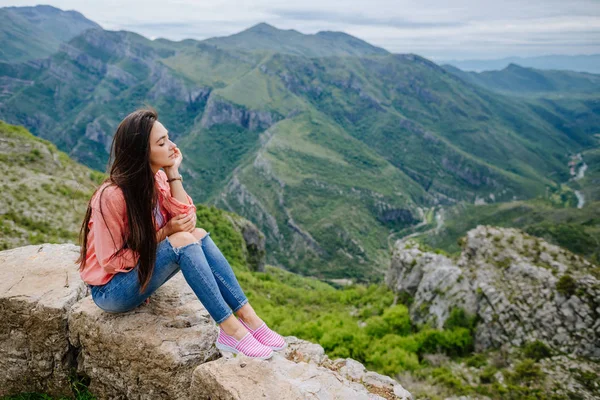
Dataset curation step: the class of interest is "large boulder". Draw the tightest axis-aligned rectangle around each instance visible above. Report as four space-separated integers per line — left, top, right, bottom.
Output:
0 243 88 397
386 225 600 360
68 273 221 399
1 243 412 399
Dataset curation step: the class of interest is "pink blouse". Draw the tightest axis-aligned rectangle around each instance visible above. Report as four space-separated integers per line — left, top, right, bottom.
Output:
80 170 196 286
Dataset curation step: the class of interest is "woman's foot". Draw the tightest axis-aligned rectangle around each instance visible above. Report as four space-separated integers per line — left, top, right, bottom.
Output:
238 318 287 351
215 326 273 359
238 313 264 330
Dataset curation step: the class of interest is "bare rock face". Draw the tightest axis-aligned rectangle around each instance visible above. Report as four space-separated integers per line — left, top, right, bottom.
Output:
0 243 88 397
193 336 412 400
68 273 221 399
386 225 600 360
226 214 267 272
200 94 282 131
386 242 476 327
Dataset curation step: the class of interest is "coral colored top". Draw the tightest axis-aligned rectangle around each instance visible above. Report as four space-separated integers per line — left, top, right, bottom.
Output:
80 170 197 286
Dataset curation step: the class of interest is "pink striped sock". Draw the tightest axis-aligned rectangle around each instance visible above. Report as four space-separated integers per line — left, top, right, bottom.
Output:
216 327 273 359
239 318 287 351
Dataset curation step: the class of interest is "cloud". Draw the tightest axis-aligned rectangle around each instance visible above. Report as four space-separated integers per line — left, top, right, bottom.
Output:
1 0 599 59
268 9 466 29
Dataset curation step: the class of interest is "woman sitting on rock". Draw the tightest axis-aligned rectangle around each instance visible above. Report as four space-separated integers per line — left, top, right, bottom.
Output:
76 107 285 359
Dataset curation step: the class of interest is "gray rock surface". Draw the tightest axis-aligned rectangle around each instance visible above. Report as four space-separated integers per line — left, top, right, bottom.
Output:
386 225 599 360
0 243 88 397
196 335 412 400
200 94 282 131
69 273 221 399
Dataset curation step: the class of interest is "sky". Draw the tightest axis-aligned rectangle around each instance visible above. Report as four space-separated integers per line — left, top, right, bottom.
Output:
2 0 599 61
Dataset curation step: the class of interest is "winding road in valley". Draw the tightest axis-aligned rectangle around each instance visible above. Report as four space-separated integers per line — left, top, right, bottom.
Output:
574 162 587 209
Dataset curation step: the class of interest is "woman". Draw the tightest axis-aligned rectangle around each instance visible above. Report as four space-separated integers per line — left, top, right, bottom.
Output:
76 107 285 360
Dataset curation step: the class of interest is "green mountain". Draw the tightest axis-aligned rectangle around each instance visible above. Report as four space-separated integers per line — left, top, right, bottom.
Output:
0 5 101 63
444 63 600 96
0 14 598 282
201 22 390 57
0 119 101 250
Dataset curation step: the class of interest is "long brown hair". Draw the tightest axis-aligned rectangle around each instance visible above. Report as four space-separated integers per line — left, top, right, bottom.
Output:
76 107 160 293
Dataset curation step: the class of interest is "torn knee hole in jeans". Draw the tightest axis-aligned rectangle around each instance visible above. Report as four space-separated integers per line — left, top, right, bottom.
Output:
170 231 211 253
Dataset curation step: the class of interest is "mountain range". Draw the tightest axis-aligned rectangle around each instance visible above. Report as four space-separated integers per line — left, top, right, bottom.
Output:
0 5 598 282
443 63 600 96
440 54 600 74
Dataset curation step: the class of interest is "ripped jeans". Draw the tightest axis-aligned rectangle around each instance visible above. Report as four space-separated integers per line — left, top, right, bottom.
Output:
89 232 249 324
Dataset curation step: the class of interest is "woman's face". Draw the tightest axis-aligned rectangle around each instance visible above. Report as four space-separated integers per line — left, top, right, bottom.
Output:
149 120 177 172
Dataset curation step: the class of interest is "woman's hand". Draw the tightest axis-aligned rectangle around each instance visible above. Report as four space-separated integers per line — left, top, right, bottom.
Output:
165 212 196 235
164 146 183 174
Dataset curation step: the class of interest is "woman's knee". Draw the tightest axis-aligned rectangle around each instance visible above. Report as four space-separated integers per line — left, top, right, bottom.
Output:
168 231 197 248
192 228 208 241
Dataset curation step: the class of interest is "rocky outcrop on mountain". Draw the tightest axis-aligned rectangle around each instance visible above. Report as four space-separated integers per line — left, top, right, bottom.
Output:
147 63 211 104
1 243 411 399
386 225 599 360
71 28 169 63
200 94 283 131
217 174 283 245
226 213 267 272
83 117 112 152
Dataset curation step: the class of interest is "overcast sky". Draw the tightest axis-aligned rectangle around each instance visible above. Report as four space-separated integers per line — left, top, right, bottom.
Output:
2 0 599 60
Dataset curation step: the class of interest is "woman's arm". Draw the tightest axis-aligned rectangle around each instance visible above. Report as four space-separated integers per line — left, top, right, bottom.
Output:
92 185 140 274
155 169 197 228
156 226 167 242
164 169 191 206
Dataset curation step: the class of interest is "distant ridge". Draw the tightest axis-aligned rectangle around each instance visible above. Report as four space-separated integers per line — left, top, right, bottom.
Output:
201 22 389 57
438 54 600 74
443 62 600 95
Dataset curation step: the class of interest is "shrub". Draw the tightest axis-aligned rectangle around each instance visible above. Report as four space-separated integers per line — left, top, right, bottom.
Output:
479 365 497 384
417 327 474 357
364 316 389 338
522 340 552 361
381 304 411 336
444 308 477 331
466 353 488 368
556 274 577 297
430 367 471 394
368 334 420 354
320 324 369 360
366 347 420 375
510 359 543 384
442 328 475 357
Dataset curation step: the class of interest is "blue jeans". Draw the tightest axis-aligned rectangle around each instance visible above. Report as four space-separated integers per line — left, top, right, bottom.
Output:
90 232 249 324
